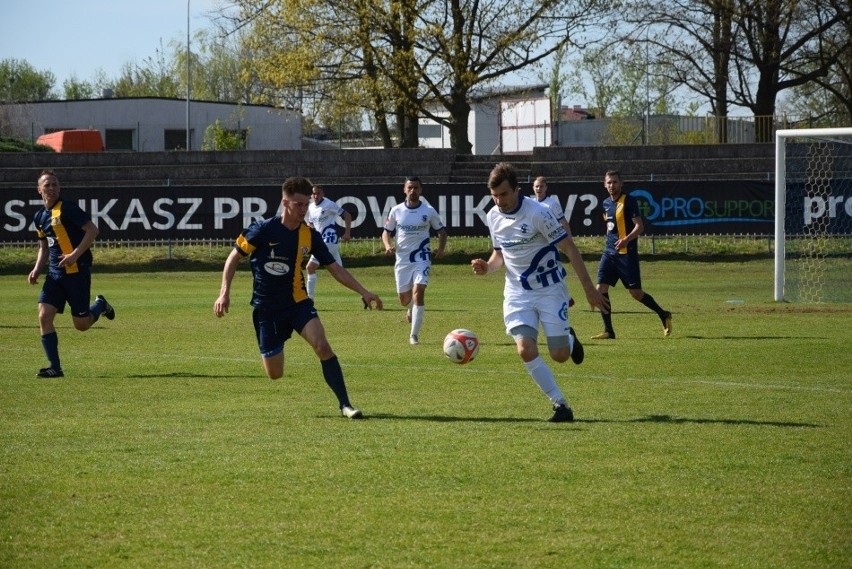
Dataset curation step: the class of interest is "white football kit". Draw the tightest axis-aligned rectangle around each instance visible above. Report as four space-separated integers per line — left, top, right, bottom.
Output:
307 197 346 265
487 195 574 337
534 194 566 223
384 201 445 292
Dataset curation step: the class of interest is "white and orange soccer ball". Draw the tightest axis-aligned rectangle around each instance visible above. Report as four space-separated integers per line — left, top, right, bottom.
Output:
442 329 480 364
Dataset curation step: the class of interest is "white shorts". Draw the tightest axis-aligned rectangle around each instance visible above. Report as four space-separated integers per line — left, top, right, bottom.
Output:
503 285 571 338
394 259 431 293
308 243 343 267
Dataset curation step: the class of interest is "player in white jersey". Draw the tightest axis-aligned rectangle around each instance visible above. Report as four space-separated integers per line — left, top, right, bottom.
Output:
305 185 352 299
532 176 575 306
382 176 447 345
532 176 571 234
472 163 609 422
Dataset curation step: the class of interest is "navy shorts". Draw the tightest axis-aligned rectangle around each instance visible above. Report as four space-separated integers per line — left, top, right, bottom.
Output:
252 300 319 358
597 252 642 290
39 269 92 317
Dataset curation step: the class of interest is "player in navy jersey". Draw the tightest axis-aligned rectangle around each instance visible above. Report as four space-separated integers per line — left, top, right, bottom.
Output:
471 163 609 422
213 176 382 419
591 170 672 340
28 170 115 378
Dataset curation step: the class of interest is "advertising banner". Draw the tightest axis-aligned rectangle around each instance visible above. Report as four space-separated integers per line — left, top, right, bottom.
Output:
2 180 798 243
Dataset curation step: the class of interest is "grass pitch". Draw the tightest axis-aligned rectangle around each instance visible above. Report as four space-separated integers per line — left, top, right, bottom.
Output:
1 259 850 568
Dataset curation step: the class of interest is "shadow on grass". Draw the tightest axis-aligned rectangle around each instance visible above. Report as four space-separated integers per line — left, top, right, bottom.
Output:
362 413 541 423
364 412 822 428
581 414 822 428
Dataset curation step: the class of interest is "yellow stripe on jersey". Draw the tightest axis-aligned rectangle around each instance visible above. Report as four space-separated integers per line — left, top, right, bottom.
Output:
614 195 628 255
292 224 311 303
51 203 79 273
235 234 255 255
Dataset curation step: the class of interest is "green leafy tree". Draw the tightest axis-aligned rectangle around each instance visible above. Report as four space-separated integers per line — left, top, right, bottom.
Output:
110 41 181 98
0 59 56 102
62 75 97 100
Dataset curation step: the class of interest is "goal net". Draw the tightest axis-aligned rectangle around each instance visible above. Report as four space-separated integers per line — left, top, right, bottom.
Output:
775 127 852 302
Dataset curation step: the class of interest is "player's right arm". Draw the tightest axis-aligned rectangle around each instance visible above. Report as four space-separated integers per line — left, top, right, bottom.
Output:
381 229 395 256
28 239 49 285
214 248 243 317
471 249 504 275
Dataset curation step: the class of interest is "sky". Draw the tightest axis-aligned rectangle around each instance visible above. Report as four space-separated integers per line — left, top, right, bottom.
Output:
1 0 223 89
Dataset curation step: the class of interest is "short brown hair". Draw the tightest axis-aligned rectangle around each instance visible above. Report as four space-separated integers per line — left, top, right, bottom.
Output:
282 176 313 197
488 162 518 190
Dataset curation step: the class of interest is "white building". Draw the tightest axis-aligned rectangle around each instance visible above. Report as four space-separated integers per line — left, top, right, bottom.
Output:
2 97 302 151
418 85 551 155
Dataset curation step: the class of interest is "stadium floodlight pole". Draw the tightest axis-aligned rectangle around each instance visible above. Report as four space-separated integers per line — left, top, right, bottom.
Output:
186 0 191 151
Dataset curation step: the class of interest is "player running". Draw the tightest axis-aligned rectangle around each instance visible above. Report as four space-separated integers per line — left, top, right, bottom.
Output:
472 162 609 422
214 176 382 419
305 184 352 300
28 169 115 378
382 176 447 345
591 170 672 339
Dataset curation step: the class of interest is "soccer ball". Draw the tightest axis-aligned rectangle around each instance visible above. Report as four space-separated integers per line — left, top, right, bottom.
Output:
443 329 479 364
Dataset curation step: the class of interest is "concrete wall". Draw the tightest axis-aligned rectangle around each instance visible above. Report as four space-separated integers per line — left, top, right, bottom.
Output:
0 144 776 188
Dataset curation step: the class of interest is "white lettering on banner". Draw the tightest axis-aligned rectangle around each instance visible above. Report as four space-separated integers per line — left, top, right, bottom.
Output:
336 196 367 228
437 195 462 227
4 200 27 231
242 197 268 227
804 195 852 226
214 197 239 230
368 196 399 228
177 198 202 230
90 199 119 230
119 199 152 230
152 198 175 230
465 195 491 227
564 195 577 219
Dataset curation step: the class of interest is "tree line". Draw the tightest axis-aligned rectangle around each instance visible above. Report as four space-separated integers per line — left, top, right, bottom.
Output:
2 0 849 150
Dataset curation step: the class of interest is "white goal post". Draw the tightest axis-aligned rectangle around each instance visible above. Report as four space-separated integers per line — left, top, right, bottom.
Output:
775 127 852 302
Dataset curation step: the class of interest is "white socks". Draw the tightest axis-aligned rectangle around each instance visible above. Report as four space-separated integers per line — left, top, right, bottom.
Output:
524 356 567 405
306 273 317 299
411 304 425 337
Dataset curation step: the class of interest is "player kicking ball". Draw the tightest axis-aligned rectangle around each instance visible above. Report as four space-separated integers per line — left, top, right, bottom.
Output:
472 163 609 422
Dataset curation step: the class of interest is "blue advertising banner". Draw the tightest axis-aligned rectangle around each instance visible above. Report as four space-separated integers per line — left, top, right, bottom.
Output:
0 179 804 243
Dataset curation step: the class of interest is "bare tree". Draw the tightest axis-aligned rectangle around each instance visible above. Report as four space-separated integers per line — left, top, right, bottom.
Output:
627 0 851 142
624 0 735 142
730 0 851 141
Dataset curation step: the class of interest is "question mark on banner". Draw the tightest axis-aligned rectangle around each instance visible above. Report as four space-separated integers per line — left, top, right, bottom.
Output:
580 194 597 226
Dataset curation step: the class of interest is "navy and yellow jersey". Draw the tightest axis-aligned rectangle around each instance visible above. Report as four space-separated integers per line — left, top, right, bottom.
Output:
235 217 335 310
602 192 641 256
32 199 93 276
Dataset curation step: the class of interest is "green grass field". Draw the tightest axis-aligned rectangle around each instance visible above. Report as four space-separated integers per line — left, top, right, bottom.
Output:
1 257 850 568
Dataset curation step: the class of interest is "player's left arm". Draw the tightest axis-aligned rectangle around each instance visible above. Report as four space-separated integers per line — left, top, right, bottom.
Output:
327 263 383 310
557 232 610 314
434 228 447 259
58 220 99 269
341 209 352 242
